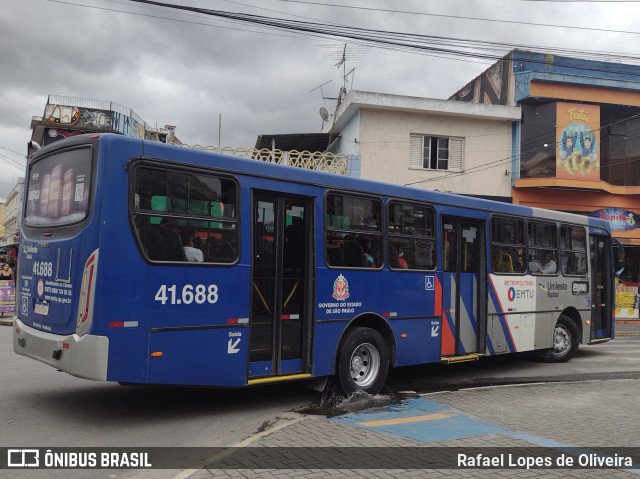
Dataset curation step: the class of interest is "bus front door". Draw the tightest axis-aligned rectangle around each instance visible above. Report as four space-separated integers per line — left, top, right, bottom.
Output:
441 217 487 357
590 234 613 340
249 192 312 380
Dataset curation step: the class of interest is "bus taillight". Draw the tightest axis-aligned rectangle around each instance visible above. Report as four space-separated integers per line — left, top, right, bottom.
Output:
76 249 99 336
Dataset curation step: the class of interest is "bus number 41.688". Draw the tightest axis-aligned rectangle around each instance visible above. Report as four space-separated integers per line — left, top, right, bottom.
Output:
154 284 219 305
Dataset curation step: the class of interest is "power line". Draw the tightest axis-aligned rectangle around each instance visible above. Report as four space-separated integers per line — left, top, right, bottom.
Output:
279 0 640 40
52 0 640 75
47 0 327 42
0 146 27 158
123 0 640 74
0 156 26 171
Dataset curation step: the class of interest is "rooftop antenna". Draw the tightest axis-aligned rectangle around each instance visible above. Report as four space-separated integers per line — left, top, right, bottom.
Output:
310 80 333 129
333 44 357 108
309 79 333 104
313 43 364 128
319 107 329 129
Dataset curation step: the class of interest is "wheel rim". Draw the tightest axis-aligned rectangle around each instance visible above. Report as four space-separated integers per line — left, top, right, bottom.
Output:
553 324 570 353
349 342 381 389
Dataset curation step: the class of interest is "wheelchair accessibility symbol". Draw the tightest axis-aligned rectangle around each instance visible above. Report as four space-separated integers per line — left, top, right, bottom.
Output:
425 275 435 291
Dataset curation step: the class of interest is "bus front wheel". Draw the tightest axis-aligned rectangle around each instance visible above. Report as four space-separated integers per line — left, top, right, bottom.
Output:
546 315 579 362
337 327 389 395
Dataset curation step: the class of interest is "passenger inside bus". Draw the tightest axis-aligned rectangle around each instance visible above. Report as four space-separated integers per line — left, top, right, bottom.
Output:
388 244 409 269
180 230 204 262
539 251 557 274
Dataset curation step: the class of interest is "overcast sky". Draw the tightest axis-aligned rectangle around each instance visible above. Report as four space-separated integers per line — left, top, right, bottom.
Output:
2 0 640 199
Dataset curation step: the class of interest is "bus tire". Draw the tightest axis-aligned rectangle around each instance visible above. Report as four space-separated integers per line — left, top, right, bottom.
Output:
546 315 579 363
337 327 389 395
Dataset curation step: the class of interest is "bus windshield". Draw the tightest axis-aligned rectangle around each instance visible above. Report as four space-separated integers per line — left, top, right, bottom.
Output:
24 146 93 227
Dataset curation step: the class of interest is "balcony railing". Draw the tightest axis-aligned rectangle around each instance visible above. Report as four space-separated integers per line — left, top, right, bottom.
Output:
184 145 349 175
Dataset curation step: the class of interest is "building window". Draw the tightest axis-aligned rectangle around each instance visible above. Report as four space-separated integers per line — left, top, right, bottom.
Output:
410 134 463 171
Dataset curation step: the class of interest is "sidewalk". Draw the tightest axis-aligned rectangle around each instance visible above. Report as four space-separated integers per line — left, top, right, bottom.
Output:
188 378 640 478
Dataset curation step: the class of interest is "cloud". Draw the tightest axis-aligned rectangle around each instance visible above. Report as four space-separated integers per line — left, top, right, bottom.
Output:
2 0 640 197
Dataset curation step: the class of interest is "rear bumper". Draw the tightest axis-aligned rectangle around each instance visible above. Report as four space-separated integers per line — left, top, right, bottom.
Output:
14 318 109 381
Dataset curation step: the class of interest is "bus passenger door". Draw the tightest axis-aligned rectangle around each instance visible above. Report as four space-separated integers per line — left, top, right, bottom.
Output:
589 234 613 340
441 217 486 357
249 192 312 379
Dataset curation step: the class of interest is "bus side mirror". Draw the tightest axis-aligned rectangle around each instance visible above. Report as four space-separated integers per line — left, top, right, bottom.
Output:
613 239 625 277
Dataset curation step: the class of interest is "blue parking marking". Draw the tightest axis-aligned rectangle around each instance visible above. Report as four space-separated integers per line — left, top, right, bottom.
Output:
327 395 640 475
330 397 507 443
328 396 614 451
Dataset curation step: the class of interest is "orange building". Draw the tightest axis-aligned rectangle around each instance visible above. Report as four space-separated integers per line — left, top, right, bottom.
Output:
452 50 640 287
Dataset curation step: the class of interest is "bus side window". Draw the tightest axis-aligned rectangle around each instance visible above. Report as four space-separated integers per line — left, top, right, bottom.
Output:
388 202 435 271
325 193 382 269
560 225 587 276
491 216 526 274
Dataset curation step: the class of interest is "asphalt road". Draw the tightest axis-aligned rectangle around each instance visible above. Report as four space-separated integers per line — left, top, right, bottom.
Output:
387 322 640 394
1 321 639 478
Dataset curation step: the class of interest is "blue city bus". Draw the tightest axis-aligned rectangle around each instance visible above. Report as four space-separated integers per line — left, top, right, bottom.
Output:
14 134 622 394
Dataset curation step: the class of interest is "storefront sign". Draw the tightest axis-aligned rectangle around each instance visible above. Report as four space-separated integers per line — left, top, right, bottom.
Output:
591 209 637 231
0 281 16 314
556 102 600 181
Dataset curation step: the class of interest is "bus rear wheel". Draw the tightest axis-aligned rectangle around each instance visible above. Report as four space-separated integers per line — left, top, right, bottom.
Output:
337 327 389 395
546 315 579 362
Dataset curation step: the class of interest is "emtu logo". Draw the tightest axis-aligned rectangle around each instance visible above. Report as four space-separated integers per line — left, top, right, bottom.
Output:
507 287 516 302
8 449 39 467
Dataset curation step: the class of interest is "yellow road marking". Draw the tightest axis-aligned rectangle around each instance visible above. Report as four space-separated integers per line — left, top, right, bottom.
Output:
359 412 449 427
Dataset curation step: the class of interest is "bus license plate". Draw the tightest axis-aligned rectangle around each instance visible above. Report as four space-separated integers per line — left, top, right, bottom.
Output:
34 301 49 316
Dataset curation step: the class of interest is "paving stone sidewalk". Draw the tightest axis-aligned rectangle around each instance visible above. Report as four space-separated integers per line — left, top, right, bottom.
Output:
189 378 640 479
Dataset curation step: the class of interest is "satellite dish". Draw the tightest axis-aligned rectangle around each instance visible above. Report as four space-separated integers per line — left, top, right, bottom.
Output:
319 107 329 121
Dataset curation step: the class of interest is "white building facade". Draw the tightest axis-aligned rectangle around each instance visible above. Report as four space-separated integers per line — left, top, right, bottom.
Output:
325 91 521 200
1 178 24 260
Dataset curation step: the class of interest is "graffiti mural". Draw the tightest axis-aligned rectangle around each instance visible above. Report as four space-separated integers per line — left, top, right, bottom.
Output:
450 58 513 106
112 112 145 139
79 109 112 129
45 104 80 125
42 100 155 141
43 128 88 147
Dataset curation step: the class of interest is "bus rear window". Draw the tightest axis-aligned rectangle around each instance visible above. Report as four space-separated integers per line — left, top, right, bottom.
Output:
25 147 92 227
